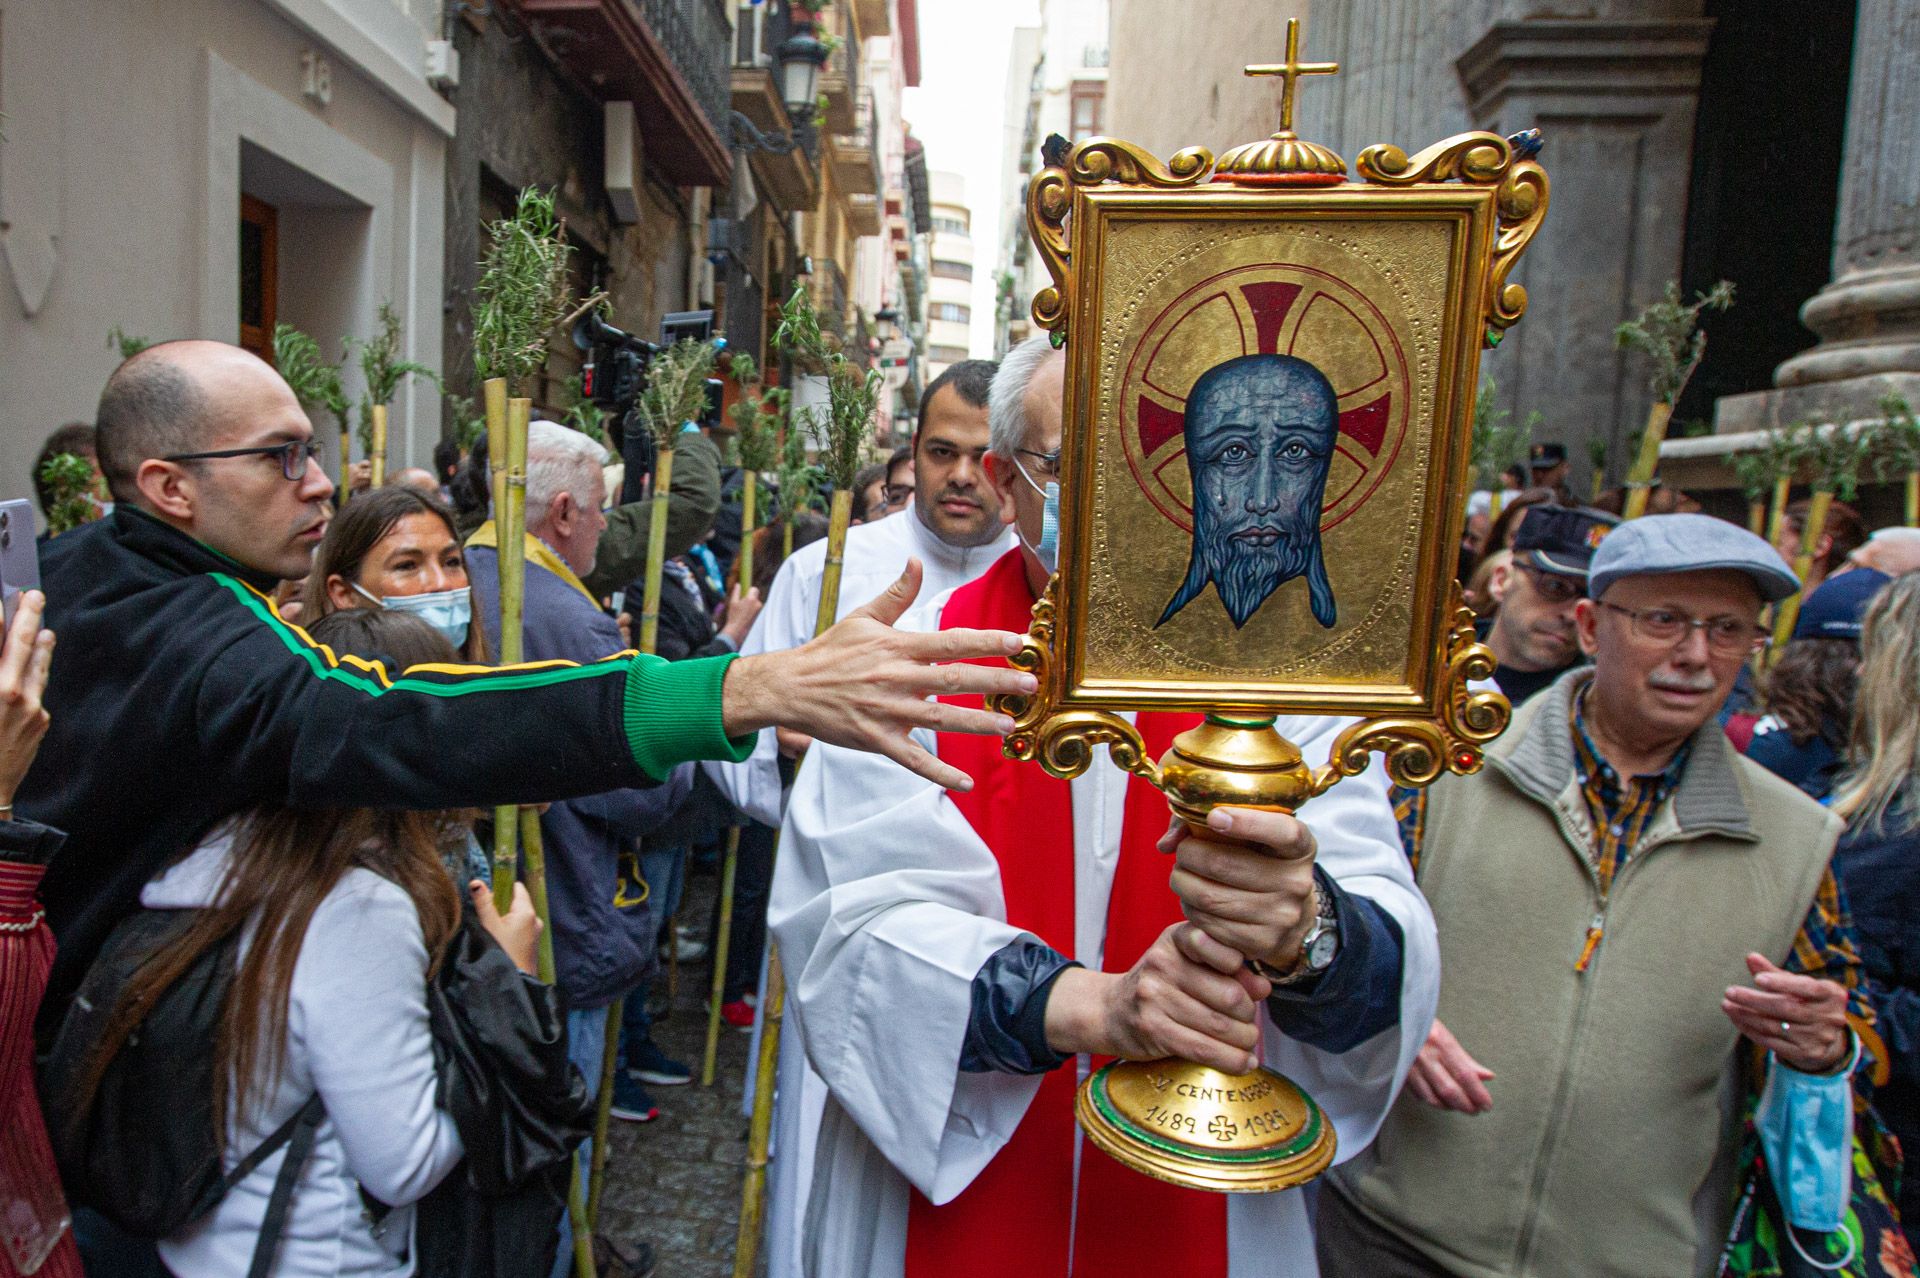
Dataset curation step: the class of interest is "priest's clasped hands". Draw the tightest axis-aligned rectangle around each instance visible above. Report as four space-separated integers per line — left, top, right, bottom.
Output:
1043 806 1321 1075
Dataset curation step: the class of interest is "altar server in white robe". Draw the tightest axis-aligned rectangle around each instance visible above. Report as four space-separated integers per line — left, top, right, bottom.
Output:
767 339 1440 1276
706 360 1013 1277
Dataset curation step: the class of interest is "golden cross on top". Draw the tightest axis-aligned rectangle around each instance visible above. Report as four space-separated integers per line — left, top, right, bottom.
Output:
1244 18 1338 133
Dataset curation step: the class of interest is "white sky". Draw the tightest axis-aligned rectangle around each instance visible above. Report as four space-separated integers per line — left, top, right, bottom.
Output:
903 0 1041 356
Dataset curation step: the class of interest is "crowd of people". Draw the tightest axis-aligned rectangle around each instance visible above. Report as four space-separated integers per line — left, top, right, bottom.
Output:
2 332 1917 1278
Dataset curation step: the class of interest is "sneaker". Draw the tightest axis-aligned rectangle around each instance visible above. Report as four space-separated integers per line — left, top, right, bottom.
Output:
608 1073 660 1123
720 998 756 1029
626 1037 693 1087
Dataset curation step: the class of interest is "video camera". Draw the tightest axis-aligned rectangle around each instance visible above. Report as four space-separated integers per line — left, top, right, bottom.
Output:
574 308 727 503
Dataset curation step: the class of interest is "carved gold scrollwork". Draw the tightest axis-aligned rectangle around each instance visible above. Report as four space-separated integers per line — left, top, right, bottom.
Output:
991 576 1160 785
1312 585 1511 793
1026 138 1216 339
1355 131 1549 347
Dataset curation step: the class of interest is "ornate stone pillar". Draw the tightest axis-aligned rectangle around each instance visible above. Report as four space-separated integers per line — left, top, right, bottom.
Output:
1717 0 1920 431
1455 18 1713 489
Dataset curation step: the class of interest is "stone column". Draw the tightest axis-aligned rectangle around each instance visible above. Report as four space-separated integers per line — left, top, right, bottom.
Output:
1717 0 1920 432
1455 18 1713 491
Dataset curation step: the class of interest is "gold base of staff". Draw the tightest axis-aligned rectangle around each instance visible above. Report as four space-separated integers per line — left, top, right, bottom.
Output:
1073 714 1340 1193
1076 1059 1334 1192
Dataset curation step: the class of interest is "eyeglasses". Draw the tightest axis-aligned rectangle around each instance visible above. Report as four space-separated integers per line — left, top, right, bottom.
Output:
1517 565 1583 605
1016 447 1062 480
1599 601 1769 654
164 439 323 481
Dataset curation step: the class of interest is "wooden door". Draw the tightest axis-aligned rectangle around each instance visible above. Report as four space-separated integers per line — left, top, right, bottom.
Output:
239 194 279 362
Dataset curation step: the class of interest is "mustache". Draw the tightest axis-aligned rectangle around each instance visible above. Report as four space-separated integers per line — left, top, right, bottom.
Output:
1648 669 1717 693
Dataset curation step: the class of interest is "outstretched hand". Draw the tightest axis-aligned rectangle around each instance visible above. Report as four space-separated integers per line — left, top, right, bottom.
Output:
720 559 1034 791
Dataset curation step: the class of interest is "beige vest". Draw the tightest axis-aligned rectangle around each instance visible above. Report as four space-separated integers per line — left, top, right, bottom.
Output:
1332 671 1841 1278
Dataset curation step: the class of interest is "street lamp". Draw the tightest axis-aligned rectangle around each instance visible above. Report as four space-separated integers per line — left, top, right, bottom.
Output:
731 17 830 156
775 21 829 119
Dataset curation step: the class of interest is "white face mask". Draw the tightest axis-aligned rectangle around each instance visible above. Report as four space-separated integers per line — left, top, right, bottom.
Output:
351 581 474 650
1012 458 1061 575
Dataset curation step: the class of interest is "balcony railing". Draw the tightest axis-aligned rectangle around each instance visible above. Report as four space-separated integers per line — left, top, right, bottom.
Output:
640 0 732 138
503 0 732 187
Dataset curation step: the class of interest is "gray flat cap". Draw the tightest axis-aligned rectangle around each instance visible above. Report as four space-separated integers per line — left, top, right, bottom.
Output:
1588 513 1800 603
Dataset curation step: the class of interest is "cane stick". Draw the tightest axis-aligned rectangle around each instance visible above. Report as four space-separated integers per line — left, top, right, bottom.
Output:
586 443 677 1233
370 403 389 490
1906 471 1918 528
703 469 757 1086
480 382 521 906
1764 474 1792 547
734 485 854 1278
1770 486 1833 655
1621 401 1673 521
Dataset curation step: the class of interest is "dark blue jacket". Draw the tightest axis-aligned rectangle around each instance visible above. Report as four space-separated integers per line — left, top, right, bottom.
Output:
1831 802 1920 1223
468 545 692 1009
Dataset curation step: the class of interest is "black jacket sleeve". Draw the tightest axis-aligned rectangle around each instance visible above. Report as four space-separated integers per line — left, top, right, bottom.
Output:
192 576 750 809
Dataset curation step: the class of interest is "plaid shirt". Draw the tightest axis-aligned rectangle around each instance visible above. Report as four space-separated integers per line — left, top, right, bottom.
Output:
1393 689 1878 1076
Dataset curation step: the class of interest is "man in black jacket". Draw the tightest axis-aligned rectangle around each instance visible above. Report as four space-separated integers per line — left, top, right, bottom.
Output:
20 340 1033 1025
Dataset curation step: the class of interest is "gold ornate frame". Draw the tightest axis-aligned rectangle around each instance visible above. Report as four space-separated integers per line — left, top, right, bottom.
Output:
995 131 1548 797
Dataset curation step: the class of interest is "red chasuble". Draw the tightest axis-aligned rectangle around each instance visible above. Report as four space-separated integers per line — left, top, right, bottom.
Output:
908 549 1229 1278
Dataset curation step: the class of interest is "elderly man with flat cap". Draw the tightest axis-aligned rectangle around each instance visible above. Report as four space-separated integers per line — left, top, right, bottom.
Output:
1320 513 1880 1278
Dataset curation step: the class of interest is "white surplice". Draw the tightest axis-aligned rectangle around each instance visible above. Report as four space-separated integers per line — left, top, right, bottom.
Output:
703 506 1013 1278
705 505 1015 827
768 590 1441 1278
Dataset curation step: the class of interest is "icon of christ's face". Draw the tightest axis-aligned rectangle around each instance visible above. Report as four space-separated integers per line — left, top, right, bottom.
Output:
1158 355 1339 630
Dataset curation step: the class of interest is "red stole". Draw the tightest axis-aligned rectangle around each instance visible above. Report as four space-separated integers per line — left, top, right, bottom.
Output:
905 550 1229 1278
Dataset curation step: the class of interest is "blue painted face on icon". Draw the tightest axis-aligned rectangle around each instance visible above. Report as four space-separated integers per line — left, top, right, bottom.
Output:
1157 354 1338 630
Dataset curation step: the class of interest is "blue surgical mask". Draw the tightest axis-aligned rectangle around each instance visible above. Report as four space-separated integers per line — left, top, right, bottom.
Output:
352 582 474 651
1756 1045 1859 1268
1012 459 1061 576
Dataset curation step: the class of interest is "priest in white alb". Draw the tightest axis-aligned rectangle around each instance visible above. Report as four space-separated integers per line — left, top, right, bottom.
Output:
767 337 1441 1276
706 361 1014 1277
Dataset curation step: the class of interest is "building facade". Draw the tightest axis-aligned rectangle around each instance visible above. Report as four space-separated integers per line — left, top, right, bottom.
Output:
1 0 452 492
1103 0 1907 509
925 169 975 379
994 0 1107 356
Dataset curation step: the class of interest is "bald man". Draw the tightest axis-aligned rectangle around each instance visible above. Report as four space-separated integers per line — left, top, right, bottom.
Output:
21 340 1035 1029
390 466 440 496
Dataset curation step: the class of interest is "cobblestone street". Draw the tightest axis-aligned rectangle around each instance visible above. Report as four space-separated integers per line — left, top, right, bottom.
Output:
597 856 761 1278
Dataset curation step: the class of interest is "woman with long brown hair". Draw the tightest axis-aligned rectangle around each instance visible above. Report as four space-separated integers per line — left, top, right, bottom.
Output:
96 609 540 1277
302 486 490 663
1829 572 1920 1228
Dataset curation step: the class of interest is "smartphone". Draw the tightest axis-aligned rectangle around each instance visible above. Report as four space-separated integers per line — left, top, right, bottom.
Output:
0 499 41 633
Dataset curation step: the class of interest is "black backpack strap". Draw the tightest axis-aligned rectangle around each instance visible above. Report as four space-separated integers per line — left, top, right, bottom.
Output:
238 1095 326 1278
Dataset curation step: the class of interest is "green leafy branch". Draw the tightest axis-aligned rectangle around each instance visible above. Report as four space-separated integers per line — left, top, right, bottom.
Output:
775 282 880 489
727 354 787 474
1469 375 1540 491
1614 280 1735 406
559 374 609 446
356 302 441 453
1867 393 1920 484
445 392 487 451
108 327 151 360
776 424 822 517
273 323 351 442
1731 451 1774 506
38 453 100 536
634 338 720 449
472 186 575 392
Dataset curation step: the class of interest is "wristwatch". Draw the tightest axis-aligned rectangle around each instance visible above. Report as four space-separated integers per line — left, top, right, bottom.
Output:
1248 880 1340 986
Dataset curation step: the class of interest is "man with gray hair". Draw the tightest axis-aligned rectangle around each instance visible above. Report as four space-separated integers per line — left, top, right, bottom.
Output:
466 418 692 1274
1320 513 1877 1278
